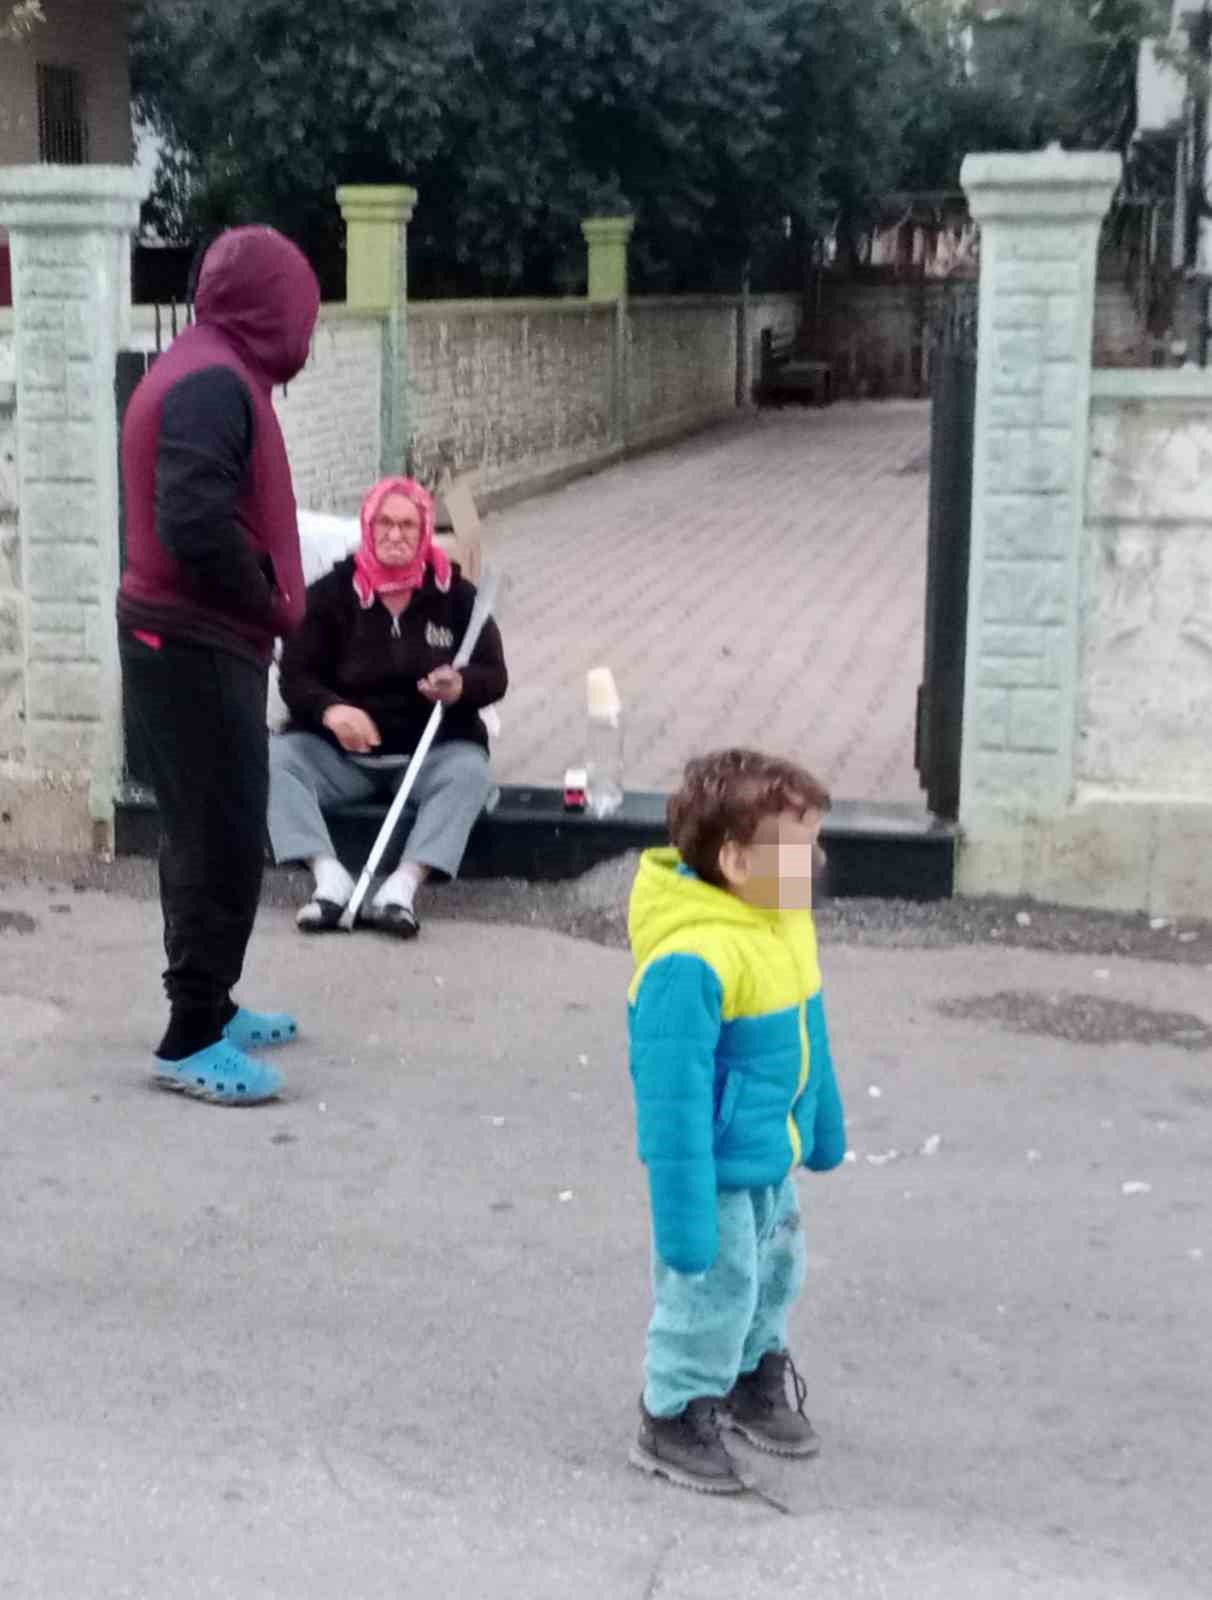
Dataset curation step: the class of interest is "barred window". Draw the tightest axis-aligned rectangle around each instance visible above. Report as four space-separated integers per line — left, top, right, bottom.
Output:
36 64 89 165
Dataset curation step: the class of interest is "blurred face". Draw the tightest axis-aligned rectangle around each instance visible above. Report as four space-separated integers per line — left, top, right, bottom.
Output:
719 807 826 912
372 493 423 567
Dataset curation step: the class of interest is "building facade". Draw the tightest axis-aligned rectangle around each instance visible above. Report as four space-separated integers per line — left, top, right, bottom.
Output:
0 0 131 304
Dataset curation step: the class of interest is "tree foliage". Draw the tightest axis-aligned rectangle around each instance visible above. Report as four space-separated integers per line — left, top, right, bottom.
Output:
958 0 1169 155
130 0 1168 294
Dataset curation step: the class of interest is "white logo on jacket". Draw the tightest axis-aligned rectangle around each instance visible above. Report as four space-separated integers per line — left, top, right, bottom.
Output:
425 622 455 651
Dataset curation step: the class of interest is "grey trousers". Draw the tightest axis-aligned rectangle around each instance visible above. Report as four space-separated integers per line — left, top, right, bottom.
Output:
268 732 491 882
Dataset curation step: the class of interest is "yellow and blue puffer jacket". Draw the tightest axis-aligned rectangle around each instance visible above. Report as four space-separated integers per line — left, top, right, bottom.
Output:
628 848 846 1275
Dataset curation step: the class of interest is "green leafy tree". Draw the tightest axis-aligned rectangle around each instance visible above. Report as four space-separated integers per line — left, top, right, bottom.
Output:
132 0 471 287
133 0 906 292
423 0 801 292
130 0 1170 293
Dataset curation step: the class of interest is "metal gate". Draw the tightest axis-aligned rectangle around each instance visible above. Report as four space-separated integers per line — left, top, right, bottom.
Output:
114 346 160 789
915 287 977 820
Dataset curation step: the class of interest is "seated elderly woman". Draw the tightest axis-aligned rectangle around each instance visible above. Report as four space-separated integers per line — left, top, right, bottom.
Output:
268 475 507 938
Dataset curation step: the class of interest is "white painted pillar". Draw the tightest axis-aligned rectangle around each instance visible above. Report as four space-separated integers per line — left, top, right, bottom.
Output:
957 147 1120 894
0 166 146 852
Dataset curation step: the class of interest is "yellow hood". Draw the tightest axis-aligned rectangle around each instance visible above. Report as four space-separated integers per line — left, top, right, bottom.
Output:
629 847 771 966
628 847 821 1014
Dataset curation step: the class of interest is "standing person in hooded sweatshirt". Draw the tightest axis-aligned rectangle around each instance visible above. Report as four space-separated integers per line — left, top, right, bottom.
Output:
117 226 321 1106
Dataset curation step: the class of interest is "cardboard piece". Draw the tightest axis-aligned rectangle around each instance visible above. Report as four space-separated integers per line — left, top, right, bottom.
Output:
435 472 483 584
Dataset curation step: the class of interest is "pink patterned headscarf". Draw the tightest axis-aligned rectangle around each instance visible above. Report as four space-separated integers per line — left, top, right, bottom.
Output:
352 476 452 608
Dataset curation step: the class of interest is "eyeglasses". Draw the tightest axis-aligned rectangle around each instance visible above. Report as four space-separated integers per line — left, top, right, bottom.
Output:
373 515 420 537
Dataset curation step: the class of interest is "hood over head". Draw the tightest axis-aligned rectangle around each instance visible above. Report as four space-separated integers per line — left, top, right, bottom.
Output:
194 226 320 386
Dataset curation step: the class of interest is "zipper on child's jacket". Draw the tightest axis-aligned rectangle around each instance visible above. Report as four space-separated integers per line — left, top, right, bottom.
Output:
787 999 812 1165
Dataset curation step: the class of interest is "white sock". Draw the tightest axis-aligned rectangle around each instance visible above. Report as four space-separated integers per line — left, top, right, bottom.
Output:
311 855 354 906
373 861 425 911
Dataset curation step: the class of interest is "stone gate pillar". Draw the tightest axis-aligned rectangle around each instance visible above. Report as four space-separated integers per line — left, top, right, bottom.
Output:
582 216 635 447
957 148 1120 893
581 216 635 304
0 166 146 853
337 184 417 477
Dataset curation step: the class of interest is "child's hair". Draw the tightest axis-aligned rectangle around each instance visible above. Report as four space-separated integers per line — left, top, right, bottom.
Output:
667 749 832 888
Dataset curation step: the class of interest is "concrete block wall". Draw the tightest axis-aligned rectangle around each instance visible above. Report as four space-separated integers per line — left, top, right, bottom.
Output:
625 298 737 447
127 306 386 516
0 167 144 851
0 363 20 766
1070 370 1212 916
407 301 617 500
956 149 1212 919
10 238 115 785
959 154 1116 902
406 293 799 503
274 310 384 513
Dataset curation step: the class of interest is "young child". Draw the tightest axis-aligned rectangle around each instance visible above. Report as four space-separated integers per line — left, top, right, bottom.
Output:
626 749 847 1494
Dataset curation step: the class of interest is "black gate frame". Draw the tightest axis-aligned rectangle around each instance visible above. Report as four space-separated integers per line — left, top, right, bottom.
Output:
115 347 159 790
915 286 977 820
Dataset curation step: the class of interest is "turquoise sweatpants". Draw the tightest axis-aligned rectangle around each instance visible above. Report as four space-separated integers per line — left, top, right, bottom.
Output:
643 1177 808 1418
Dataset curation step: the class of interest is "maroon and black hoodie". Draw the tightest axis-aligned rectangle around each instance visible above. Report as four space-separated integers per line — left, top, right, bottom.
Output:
117 227 321 664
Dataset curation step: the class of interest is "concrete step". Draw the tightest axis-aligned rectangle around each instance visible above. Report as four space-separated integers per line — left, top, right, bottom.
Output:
114 785 957 900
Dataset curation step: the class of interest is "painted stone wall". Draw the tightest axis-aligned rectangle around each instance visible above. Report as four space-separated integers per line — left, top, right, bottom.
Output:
274 312 384 513
0 361 20 768
626 299 737 446
1082 378 1212 802
127 306 386 517
407 301 617 499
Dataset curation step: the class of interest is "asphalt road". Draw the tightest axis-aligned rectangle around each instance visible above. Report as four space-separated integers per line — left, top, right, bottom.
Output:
1 870 1209 1599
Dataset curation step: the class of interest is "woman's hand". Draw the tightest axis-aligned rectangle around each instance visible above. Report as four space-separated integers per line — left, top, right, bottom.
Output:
322 703 382 753
418 666 463 707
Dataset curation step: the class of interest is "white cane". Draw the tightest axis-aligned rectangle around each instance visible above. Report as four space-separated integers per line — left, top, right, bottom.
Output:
339 568 501 931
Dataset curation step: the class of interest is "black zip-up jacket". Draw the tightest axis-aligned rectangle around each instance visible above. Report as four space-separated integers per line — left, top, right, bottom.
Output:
278 557 507 756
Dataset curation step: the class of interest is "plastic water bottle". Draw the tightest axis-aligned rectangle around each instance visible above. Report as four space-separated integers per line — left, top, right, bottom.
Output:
585 667 624 819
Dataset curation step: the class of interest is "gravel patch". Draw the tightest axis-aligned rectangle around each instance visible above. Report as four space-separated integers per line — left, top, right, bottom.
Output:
938 990 1212 1051
2 848 1210 967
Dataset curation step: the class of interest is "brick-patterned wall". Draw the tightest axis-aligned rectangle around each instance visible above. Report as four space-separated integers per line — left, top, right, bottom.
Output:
407 301 616 498
626 299 737 446
128 306 385 515
9 228 128 776
406 294 799 501
121 294 799 515
947 153 1212 917
963 218 1094 819
0 362 19 763
275 311 383 512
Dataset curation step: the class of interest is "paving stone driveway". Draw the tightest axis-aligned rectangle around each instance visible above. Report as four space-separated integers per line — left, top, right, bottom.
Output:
485 400 933 807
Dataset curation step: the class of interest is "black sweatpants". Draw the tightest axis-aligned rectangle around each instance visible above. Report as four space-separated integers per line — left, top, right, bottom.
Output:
121 630 269 1055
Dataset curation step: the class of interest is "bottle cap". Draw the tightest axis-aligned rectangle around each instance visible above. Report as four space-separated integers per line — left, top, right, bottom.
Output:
586 666 621 719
